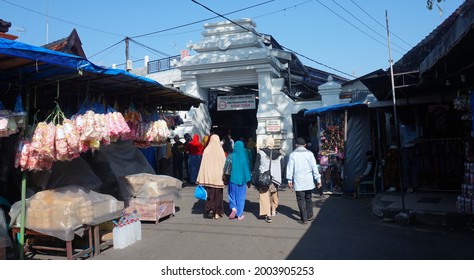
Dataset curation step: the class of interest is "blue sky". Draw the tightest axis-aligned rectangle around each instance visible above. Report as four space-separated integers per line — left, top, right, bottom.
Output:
1 0 466 79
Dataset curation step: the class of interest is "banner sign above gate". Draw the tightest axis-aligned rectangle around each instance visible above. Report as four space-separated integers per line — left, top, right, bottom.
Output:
217 94 256 111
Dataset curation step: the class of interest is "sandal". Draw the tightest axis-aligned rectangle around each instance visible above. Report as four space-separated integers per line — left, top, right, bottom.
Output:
229 208 237 219
214 214 222 220
207 211 214 219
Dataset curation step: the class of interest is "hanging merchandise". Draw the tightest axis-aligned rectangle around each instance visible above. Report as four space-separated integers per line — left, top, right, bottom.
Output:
12 93 27 129
14 101 133 171
72 101 131 152
123 102 142 141
123 103 171 148
162 113 184 130
105 106 131 143
52 106 82 161
74 110 108 151
15 121 55 171
15 104 61 171
0 101 19 138
453 93 472 121
319 111 345 164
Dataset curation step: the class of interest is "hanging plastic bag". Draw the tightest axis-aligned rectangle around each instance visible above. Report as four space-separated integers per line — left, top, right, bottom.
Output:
13 94 27 129
194 185 207 200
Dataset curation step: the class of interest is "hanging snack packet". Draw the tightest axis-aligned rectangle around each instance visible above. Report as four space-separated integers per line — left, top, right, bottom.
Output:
13 94 27 129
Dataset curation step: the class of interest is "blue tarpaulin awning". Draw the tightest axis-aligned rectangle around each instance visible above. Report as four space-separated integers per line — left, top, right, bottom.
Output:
304 102 367 116
0 38 204 110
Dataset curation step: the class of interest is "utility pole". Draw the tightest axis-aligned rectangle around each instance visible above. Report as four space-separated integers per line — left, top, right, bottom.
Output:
386 10 408 220
125 37 130 72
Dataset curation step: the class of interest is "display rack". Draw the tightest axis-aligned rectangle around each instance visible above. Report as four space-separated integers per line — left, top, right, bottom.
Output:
457 139 474 232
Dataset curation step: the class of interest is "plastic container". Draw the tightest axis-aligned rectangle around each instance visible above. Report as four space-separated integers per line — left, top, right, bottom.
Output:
136 219 142 241
113 225 125 249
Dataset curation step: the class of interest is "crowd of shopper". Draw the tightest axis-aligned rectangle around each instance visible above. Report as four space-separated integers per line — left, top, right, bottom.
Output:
159 132 323 225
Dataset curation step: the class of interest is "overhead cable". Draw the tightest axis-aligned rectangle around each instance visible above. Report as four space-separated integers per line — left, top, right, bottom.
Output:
0 0 125 37
132 0 276 39
192 0 355 78
331 0 408 53
349 0 413 48
314 0 403 56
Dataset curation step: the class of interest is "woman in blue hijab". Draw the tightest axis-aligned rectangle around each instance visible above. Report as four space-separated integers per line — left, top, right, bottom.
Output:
226 140 252 220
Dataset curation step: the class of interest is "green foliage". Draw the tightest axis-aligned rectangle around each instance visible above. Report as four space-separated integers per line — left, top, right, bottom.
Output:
427 0 445 10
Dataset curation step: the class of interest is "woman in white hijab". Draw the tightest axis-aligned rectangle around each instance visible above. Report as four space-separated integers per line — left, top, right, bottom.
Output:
252 136 282 223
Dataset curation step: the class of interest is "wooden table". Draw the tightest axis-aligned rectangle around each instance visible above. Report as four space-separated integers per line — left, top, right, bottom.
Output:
89 222 113 257
11 226 93 260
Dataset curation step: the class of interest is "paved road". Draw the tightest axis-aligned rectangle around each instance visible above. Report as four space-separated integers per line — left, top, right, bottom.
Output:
90 185 474 260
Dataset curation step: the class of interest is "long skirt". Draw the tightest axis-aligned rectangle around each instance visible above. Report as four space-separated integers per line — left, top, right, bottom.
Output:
205 187 224 216
227 182 247 218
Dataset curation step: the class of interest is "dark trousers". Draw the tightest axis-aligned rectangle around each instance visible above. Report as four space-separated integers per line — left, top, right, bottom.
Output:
173 158 183 180
158 157 172 176
295 190 313 221
401 147 417 191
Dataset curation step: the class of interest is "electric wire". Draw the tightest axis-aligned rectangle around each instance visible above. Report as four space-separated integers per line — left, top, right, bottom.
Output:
331 0 408 53
88 39 126 59
3 0 412 77
252 0 314 20
0 0 125 37
349 0 413 48
129 38 173 58
191 0 355 78
131 0 276 39
314 0 403 56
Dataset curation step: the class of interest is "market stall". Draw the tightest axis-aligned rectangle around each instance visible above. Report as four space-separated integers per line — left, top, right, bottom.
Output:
305 102 372 193
8 185 123 259
119 173 182 223
0 37 202 259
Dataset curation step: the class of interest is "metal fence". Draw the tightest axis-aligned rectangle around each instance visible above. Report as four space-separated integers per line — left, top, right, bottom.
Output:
147 55 181 74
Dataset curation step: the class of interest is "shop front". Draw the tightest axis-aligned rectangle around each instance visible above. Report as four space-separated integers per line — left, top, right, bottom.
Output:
361 0 474 196
305 102 373 194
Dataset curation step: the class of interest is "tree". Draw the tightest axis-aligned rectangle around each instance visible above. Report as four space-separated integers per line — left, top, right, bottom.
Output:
426 0 445 10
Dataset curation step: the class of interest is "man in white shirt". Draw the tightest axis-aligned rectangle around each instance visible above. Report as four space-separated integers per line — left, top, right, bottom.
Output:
286 138 322 224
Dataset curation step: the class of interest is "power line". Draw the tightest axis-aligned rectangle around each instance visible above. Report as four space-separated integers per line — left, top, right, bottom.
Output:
191 0 263 38
282 46 355 78
132 0 276 39
349 0 413 49
314 0 403 56
252 0 314 20
0 0 125 37
101 0 276 64
88 39 126 59
331 0 408 53
129 38 173 58
3 0 354 77
191 0 355 78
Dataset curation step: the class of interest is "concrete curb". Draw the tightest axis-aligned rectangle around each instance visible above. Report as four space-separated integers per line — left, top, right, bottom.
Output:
371 192 469 228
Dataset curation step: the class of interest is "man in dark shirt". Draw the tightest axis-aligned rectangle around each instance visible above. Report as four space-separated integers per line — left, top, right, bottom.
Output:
172 135 185 181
